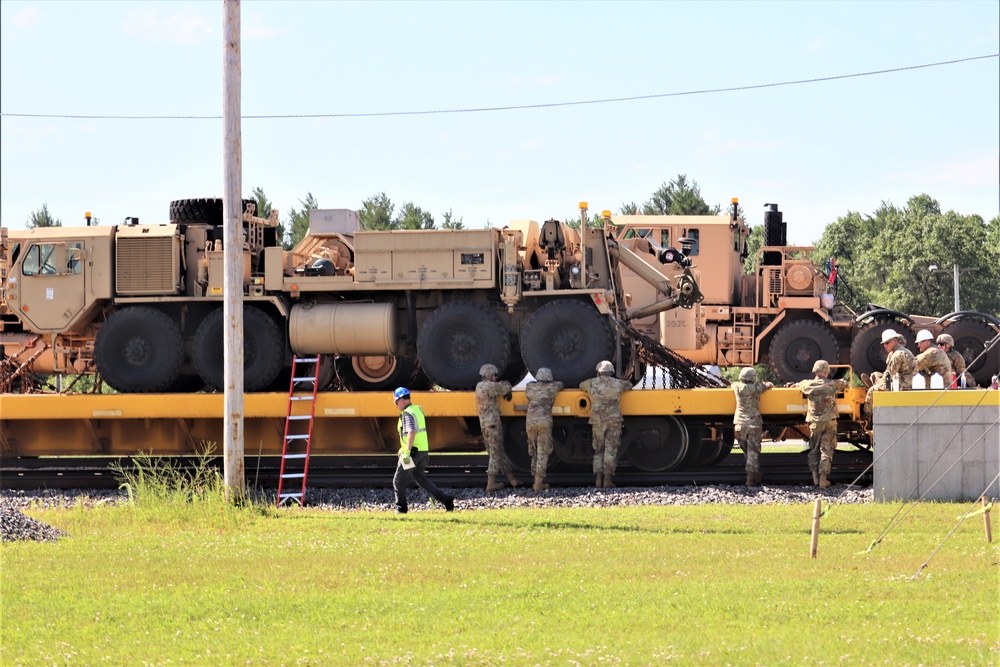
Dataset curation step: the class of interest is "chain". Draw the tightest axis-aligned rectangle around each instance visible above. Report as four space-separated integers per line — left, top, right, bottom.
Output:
609 312 728 389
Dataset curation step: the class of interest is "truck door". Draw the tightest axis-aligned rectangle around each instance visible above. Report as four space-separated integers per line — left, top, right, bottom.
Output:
14 241 88 332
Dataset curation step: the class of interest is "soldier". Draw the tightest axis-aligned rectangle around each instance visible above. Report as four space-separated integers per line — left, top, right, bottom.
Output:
936 333 971 387
524 367 564 492
864 328 917 419
731 367 774 486
798 360 849 488
580 360 632 489
475 363 522 493
914 329 953 387
392 387 455 514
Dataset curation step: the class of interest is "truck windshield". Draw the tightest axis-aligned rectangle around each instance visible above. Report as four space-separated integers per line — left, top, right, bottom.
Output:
21 244 59 276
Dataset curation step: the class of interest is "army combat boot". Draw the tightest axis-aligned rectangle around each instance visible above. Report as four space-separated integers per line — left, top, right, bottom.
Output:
532 474 549 492
603 475 616 489
811 470 820 486
745 473 757 487
819 473 831 489
507 473 523 489
486 475 506 493
595 473 603 488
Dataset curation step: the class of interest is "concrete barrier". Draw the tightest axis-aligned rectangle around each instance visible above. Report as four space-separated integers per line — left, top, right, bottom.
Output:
873 390 1000 501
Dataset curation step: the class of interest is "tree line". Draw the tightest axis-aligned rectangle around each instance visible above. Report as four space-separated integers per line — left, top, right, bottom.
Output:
24 175 999 316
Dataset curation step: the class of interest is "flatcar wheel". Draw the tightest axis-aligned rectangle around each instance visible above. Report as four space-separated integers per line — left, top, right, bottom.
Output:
624 416 688 472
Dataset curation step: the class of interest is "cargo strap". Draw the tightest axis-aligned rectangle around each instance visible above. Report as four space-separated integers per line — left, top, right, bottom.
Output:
276 355 322 507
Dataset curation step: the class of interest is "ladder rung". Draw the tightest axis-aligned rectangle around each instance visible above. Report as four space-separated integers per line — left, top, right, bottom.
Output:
285 434 309 441
287 415 312 420
290 396 314 401
293 376 317 382
281 473 306 479
282 453 308 459
294 357 319 363
279 492 302 499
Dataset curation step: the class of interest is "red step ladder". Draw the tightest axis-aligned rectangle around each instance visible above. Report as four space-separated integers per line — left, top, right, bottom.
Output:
276 355 321 507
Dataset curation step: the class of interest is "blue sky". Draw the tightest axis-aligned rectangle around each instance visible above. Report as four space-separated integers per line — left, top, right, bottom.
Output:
1 1 997 244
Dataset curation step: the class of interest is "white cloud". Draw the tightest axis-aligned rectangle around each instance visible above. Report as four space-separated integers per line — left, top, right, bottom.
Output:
122 7 212 44
8 5 41 37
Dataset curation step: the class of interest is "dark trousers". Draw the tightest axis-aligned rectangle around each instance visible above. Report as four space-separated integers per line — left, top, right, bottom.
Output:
393 450 448 510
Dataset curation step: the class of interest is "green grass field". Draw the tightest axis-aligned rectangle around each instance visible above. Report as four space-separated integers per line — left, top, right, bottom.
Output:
2 495 997 666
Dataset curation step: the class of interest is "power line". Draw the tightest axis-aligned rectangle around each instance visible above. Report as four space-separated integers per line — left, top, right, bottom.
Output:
2 53 997 121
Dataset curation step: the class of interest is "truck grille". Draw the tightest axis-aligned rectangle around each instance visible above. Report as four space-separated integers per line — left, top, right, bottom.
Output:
116 237 178 295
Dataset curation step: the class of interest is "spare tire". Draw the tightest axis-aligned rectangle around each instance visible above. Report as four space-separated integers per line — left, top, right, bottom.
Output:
169 198 255 225
943 319 999 387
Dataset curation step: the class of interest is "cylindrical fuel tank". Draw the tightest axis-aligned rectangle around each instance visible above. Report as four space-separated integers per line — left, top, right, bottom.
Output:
289 302 398 355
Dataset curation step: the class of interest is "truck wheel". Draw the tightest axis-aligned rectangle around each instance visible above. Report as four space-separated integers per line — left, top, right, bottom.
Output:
192 306 285 391
520 299 615 389
337 355 422 392
623 416 689 472
95 306 184 393
850 319 916 377
169 198 255 225
417 301 510 390
769 320 839 383
943 319 999 387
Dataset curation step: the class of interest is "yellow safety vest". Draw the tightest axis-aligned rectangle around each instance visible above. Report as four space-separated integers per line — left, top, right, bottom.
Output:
398 404 429 453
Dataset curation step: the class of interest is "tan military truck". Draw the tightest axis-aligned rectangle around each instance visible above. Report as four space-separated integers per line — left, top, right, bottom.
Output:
611 200 999 384
1 199 703 393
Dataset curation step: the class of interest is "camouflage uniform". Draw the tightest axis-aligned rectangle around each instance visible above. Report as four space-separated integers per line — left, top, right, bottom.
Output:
798 376 849 478
475 378 515 477
579 375 632 478
915 345 953 387
524 379 564 480
947 349 972 387
864 344 916 416
732 380 774 482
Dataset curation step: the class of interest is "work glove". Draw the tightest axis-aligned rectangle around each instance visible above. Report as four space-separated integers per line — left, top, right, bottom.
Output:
503 391 513 401
401 453 412 466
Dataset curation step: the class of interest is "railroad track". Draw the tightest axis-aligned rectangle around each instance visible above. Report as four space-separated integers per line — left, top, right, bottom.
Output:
1 451 873 491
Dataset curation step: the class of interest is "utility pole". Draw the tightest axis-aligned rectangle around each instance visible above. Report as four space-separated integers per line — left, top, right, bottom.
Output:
223 0 245 503
929 264 979 312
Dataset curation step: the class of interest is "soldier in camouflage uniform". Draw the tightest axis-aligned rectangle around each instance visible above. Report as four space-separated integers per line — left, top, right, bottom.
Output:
937 333 973 387
579 360 632 489
475 363 522 493
798 359 849 488
864 328 917 419
731 367 774 486
914 329 953 387
524 367 564 492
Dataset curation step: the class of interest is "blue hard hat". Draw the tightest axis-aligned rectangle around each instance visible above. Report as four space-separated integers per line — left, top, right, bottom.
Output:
393 387 410 401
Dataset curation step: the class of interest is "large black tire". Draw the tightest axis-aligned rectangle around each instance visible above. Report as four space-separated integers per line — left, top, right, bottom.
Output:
520 299 615 389
169 198 255 225
943 319 999 387
95 306 184 393
624 416 689 472
850 318 916 377
337 355 422 392
192 306 285 391
417 301 510 390
768 320 840 383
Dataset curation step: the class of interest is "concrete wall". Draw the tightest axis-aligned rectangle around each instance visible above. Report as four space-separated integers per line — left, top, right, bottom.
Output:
873 390 1000 502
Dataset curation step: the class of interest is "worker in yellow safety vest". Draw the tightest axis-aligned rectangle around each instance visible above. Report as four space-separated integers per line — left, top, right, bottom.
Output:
392 387 455 514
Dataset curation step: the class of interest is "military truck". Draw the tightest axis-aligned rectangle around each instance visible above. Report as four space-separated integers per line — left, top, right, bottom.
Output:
611 200 1000 385
0 199 703 393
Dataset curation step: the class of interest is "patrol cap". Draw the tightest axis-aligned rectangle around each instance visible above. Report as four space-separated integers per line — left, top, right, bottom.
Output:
812 360 830 375
936 333 954 346
535 367 553 382
915 329 935 343
393 387 410 401
596 360 615 375
738 367 757 382
880 328 900 344
479 363 498 378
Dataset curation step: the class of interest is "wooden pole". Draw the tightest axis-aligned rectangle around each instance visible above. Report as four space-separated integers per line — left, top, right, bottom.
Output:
810 498 823 558
222 0 245 503
983 496 993 543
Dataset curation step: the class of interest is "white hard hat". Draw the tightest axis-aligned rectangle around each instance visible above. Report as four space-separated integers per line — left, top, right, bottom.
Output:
915 329 935 343
880 328 900 344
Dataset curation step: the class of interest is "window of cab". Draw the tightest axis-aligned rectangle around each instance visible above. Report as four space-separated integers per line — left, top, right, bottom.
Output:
21 242 81 276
